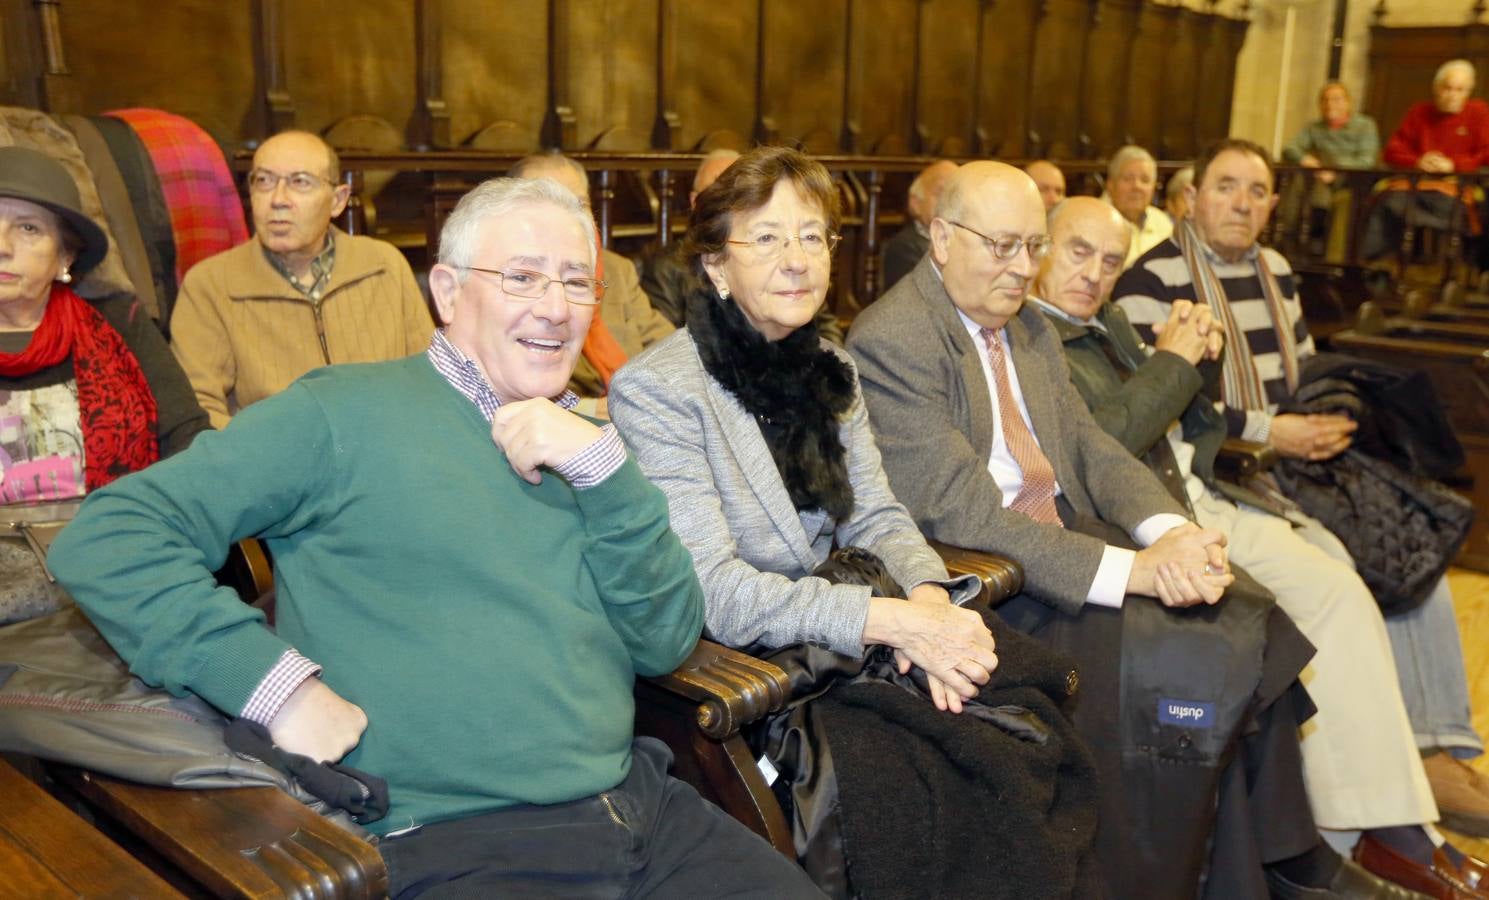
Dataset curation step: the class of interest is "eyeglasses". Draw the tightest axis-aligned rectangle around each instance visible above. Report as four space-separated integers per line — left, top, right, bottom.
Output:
725 230 842 263
946 220 1052 261
465 266 606 306
248 169 337 194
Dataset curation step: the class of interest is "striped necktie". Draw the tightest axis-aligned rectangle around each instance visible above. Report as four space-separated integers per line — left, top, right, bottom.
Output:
981 327 1062 527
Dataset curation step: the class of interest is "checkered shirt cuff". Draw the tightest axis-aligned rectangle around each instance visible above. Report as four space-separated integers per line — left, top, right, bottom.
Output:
238 649 322 725
553 424 627 489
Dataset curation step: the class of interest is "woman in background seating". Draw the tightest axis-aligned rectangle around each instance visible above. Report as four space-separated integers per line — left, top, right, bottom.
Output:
0 145 207 621
609 146 1101 898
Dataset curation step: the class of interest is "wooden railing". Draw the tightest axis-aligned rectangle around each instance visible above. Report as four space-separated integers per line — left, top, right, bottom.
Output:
230 151 1489 318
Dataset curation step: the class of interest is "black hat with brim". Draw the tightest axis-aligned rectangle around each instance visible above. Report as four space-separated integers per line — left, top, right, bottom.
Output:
0 145 109 276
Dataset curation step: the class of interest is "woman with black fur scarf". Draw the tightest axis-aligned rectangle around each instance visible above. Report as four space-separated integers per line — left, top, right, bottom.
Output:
609 147 1103 899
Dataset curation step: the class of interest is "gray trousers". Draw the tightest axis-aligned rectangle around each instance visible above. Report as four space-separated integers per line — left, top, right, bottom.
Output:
1388 574 1483 759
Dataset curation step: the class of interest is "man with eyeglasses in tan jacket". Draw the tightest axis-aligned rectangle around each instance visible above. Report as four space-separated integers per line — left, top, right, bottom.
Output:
170 130 432 429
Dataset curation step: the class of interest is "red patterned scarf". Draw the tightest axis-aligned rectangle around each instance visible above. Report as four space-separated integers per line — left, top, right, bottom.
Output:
0 284 158 489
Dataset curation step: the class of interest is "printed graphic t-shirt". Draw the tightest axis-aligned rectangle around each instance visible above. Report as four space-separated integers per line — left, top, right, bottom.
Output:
0 330 84 506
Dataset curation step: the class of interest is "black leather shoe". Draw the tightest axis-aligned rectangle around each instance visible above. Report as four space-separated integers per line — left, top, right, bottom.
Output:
1267 858 1434 899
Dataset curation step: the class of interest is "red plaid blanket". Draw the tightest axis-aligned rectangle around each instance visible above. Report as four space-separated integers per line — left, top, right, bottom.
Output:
105 109 248 281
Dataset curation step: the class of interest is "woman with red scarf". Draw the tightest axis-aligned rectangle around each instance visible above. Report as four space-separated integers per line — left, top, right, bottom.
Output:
0 145 207 620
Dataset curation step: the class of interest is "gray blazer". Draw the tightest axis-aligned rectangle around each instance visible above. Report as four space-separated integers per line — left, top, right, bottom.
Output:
609 329 971 656
847 256 1187 614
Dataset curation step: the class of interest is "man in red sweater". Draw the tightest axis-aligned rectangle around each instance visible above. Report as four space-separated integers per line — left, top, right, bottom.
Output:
1363 59 1489 259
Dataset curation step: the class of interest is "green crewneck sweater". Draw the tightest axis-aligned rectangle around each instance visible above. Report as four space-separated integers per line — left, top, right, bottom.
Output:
49 355 704 834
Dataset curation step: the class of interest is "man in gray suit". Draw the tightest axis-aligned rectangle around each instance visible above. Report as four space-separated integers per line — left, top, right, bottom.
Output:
852 162 1231 612
846 162 1352 899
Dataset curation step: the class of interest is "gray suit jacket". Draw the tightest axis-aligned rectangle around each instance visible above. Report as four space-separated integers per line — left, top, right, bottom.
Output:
609 328 970 656
847 256 1186 614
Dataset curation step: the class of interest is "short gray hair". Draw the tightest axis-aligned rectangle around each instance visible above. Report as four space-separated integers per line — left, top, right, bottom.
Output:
436 177 597 280
1166 165 1194 203
1436 59 1476 86
935 172 970 222
1107 145 1156 185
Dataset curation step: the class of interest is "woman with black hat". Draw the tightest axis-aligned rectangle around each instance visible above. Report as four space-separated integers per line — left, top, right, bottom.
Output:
0 145 207 619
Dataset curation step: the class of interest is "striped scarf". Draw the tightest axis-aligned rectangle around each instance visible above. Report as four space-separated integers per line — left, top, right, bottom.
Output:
1175 219 1299 411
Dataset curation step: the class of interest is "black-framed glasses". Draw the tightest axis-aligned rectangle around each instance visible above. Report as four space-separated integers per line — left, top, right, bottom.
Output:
248 168 338 194
946 220 1052 261
465 265 606 306
725 230 842 263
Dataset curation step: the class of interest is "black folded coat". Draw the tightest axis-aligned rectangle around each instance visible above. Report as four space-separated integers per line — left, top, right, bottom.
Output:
753 548 1102 900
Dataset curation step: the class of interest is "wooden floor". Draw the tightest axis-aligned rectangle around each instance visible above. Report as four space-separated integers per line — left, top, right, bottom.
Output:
1441 567 1489 858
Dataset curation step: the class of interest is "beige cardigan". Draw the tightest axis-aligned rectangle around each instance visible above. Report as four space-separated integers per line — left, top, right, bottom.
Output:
170 229 433 428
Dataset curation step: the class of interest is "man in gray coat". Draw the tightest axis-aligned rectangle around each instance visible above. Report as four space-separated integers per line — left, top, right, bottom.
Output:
846 162 1372 899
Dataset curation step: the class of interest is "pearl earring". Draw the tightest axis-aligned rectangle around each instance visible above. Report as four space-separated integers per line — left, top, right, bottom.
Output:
718 285 731 300
58 268 72 284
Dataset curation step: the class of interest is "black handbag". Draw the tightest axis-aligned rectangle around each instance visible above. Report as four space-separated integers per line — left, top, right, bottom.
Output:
1273 449 1474 615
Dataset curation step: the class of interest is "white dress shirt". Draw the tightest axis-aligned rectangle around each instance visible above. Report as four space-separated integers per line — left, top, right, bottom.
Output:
959 304 1189 606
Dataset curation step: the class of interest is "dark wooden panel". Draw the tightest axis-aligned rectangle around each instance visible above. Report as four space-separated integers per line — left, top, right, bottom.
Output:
9 0 1251 161
849 0 919 155
760 0 847 150
1081 0 1143 159
0 0 40 108
284 0 417 139
47 0 256 145
444 0 548 147
915 0 980 155
976 0 1037 158
1196 15 1247 152
672 4 758 151
568 0 658 150
1123 2 1175 154
1159 8 1203 159
1030 0 1091 159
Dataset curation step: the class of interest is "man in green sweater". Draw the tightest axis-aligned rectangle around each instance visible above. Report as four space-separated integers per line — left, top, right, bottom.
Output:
49 177 821 898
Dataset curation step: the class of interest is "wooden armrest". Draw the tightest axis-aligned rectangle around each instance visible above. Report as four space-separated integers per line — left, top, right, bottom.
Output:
634 641 794 855
1215 438 1278 479
641 639 790 740
52 767 387 899
926 541 1024 605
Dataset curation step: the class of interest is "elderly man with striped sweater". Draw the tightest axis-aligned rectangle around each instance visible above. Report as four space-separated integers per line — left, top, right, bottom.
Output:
1114 137 1489 894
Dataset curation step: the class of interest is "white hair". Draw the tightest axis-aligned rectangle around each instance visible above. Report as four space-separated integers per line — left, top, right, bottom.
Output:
436 177 596 280
1435 59 1476 86
1165 165 1195 202
509 151 587 182
1106 145 1156 185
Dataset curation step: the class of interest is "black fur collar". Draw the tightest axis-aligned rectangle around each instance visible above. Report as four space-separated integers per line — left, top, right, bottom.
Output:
687 286 856 520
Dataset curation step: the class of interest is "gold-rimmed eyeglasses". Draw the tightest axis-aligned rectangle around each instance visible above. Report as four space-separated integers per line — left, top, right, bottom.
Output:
725 230 842 264
465 265 607 306
946 220 1053 261
248 168 338 194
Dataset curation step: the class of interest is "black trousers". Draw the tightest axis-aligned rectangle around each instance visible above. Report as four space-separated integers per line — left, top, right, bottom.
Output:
377 737 824 899
994 500 1318 900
